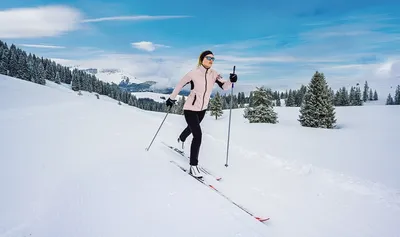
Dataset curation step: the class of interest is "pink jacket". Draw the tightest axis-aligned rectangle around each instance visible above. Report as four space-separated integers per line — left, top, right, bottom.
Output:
169 65 233 111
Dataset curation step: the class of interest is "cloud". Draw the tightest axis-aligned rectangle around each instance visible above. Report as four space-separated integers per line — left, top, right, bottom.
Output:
131 41 170 52
34 9 400 95
82 15 191 23
19 44 66 49
0 5 83 39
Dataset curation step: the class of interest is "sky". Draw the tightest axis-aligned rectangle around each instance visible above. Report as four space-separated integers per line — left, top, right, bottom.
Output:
1 0 400 92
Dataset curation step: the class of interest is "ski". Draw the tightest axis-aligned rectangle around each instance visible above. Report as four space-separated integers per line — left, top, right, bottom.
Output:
161 141 222 181
170 160 269 224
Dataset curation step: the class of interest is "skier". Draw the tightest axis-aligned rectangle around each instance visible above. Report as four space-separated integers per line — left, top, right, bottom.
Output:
166 50 238 178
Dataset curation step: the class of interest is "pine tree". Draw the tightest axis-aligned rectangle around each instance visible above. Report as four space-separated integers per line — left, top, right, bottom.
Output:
339 87 350 106
373 90 378 101
0 45 8 75
37 61 46 85
328 87 335 105
394 85 400 105
369 88 373 101
363 81 369 102
55 71 61 84
354 87 363 106
349 87 355 105
248 91 254 107
386 93 394 105
334 90 341 106
175 96 185 115
8 45 18 77
209 92 223 119
276 98 281 106
243 86 278 123
71 69 80 91
298 71 336 129
295 85 307 106
285 89 295 106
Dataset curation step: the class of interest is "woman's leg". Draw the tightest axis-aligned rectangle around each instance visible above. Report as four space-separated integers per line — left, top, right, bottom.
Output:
183 110 206 166
178 126 191 142
179 109 206 142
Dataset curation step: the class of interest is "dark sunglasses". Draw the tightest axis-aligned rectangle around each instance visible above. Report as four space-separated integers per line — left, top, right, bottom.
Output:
205 56 215 61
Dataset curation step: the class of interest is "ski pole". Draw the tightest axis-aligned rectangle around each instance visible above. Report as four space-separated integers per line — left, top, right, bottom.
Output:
225 66 235 167
145 107 171 151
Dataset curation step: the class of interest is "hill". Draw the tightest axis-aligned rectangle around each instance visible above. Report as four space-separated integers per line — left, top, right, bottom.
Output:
0 75 399 237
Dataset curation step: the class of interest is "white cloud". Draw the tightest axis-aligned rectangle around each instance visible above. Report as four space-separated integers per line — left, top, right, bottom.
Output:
19 44 66 49
0 5 83 39
82 15 191 23
131 41 170 52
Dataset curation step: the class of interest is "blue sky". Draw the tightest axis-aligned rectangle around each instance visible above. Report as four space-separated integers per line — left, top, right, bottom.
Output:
1 0 400 91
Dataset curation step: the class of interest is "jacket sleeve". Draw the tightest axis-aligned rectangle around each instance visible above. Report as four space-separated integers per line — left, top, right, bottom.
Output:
215 73 232 90
169 71 192 100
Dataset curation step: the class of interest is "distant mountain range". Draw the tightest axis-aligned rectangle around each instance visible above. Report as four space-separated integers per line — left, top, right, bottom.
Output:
117 77 190 96
80 67 190 96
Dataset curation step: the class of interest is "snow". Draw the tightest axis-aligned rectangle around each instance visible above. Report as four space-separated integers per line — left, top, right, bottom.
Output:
1 74 400 237
132 91 186 103
94 69 141 84
51 58 143 84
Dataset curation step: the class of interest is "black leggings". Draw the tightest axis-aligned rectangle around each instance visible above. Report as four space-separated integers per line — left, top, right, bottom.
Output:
179 109 206 166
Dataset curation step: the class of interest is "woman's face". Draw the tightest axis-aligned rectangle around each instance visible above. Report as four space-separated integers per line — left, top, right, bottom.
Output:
202 54 215 68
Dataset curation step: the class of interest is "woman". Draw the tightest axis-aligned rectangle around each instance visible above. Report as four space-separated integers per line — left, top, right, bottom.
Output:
166 50 238 178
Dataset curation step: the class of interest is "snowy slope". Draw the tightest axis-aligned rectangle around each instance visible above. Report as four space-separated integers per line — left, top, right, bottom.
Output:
1 75 399 237
0 75 268 237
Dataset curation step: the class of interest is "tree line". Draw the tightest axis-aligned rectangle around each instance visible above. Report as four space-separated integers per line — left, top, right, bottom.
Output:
208 70 399 129
386 85 400 105
1 39 398 126
0 40 170 112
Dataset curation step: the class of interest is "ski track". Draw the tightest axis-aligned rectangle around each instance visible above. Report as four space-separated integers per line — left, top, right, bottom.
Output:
203 132 400 210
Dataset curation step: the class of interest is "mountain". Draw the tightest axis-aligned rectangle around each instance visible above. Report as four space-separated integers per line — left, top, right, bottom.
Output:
71 65 190 95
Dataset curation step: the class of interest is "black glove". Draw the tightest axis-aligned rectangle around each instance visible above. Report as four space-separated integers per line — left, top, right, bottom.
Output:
229 73 237 83
166 98 176 108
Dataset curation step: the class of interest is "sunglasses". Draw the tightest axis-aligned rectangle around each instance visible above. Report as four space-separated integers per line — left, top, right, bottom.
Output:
205 56 215 61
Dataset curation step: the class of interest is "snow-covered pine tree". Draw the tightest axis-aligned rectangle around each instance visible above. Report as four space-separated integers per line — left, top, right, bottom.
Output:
248 91 254 107
386 93 394 105
339 87 350 106
209 91 223 119
243 86 278 123
334 90 341 106
373 90 378 101
369 88 373 101
298 71 336 129
8 45 18 78
175 96 185 115
71 69 80 91
363 81 369 102
276 98 281 106
349 87 355 105
285 89 296 107
0 45 7 75
55 71 61 84
354 87 363 106
394 85 400 105
37 61 46 85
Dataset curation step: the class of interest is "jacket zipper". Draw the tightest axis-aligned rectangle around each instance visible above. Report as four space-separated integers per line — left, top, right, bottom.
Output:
201 68 208 110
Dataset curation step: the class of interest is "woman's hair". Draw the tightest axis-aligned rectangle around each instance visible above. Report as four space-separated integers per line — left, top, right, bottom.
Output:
198 50 213 66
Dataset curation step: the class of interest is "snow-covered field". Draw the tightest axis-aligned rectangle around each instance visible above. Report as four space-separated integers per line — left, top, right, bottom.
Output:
1 75 399 237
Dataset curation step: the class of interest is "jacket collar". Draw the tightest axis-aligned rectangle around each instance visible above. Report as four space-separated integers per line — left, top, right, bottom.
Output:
198 64 210 73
